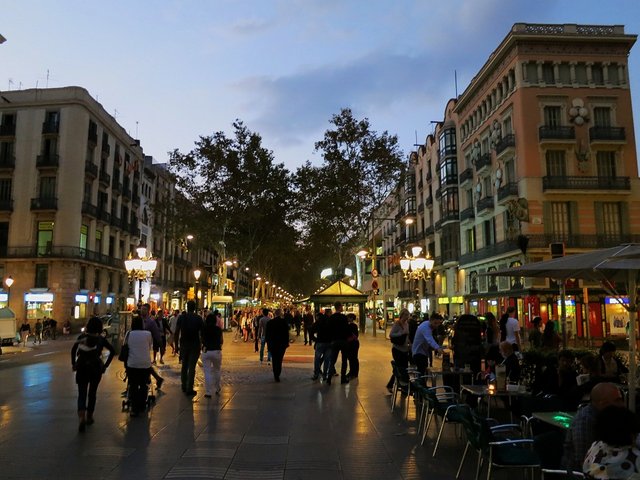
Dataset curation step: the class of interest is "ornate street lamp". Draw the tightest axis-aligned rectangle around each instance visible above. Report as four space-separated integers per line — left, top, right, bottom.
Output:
193 268 202 309
400 246 434 281
5 275 13 308
124 247 158 307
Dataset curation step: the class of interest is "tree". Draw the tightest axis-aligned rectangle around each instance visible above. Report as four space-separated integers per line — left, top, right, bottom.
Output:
294 108 405 271
167 120 298 290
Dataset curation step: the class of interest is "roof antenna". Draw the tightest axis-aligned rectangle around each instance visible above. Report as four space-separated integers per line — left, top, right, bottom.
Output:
455 69 458 98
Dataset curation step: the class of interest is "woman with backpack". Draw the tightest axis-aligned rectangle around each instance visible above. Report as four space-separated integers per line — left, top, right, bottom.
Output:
71 316 115 432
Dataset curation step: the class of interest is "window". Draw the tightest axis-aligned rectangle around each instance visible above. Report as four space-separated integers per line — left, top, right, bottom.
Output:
439 128 456 157
546 150 566 177
85 144 95 164
95 229 103 253
551 202 571 236
502 117 512 136
37 221 54 256
35 264 48 288
42 137 58 156
542 63 555 83
596 151 616 177
544 106 562 127
601 202 622 237
45 111 59 127
483 219 495 246
83 182 92 203
97 191 108 211
465 227 476 253
592 64 604 85
1 113 15 127
0 141 14 161
80 224 88 252
0 179 11 200
0 222 8 257
504 159 515 183
593 107 612 127
440 189 459 217
39 176 56 198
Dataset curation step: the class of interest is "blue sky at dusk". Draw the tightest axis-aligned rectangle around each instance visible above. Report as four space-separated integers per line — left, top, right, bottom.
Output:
2 0 640 171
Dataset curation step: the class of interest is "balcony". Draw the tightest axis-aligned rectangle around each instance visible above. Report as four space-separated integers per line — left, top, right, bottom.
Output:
99 170 111 186
435 189 442 200
0 199 13 212
441 210 460 225
134 170 140 180
475 153 492 172
84 161 98 178
542 175 630 192
110 215 120 228
30 196 58 211
425 194 433 206
497 182 519 203
132 194 141 205
495 134 516 155
122 185 131 201
0 153 15 169
6 245 123 268
41 120 59 135
527 233 640 250
459 239 520 264
459 167 473 185
476 196 494 215
538 125 575 140
97 209 111 223
460 207 475 222
120 218 130 231
112 178 122 194
81 202 98 217
417 203 424 213
589 126 626 142
425 225 435 236
0 124 16 137
36 154 59 168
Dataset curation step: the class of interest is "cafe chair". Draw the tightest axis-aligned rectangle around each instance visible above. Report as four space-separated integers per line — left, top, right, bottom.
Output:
421 385 457 447
456 409 540 480
390 360 411 413
432 402 472 457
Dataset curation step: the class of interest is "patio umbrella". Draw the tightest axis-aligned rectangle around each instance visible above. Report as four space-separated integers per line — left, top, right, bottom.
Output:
488 243 640 411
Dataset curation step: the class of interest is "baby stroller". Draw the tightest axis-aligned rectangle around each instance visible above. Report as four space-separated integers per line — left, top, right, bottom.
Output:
121 368 156 415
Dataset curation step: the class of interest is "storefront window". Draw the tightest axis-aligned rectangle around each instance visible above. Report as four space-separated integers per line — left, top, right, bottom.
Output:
34 264 48 288
80 224 88 253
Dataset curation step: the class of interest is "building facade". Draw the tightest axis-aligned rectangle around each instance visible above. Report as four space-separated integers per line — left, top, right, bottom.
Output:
364 24 639 339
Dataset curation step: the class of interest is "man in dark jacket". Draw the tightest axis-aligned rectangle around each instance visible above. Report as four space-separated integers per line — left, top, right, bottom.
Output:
310 308 332 381
174 300 204 396
302 306 314 346
451 313 483 374
265 308 290 382
328 301 350 385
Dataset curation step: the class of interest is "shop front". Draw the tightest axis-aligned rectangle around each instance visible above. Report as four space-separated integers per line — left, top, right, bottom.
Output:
25 291 54 321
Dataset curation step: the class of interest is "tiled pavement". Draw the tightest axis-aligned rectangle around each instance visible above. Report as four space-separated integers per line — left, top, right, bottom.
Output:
0 330 498 479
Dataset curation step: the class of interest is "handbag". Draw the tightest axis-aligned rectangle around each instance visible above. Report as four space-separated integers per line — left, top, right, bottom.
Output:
118 332 130 363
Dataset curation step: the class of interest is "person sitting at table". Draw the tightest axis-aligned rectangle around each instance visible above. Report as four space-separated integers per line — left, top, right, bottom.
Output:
541 320 562 352
583 405 640 479
412 312 444 375
499 341 521 383
386 308 411 393
561 382 626 472
597 341 628 383
539 349 579 410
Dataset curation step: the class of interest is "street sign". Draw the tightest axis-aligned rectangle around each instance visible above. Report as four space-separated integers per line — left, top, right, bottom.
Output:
371 269 379 278
372 279 379 289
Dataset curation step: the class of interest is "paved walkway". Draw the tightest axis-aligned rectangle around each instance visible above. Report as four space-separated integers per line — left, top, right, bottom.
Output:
0 330 487 479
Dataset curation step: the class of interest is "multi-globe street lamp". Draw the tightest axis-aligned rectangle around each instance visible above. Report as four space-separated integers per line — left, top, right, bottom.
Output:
124 247 158 308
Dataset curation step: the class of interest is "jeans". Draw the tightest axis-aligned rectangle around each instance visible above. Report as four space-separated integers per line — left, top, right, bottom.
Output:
180 342 201 392
270 347 286 380
77 371 102 413
259 337 271 362
201 349 222 394
314 342 332 378
330 340 349 379
347 339 360 377
126 367 150 413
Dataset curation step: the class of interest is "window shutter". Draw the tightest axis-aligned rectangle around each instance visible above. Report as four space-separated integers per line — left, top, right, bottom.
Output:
543 202 552 235
569 202 579 236
620 202 630 236
594 202 603 235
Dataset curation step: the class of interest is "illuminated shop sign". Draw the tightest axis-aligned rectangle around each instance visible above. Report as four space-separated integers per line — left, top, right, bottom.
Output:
25 293 54 302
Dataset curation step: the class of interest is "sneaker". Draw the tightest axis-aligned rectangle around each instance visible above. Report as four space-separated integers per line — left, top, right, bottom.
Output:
159 359 164 365
156 378 164 390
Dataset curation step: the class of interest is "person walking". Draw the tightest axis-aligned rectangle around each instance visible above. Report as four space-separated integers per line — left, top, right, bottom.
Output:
265 308 290 382
175 300 204 396
125 315 153 417
20 320 30 346
71 316 115 431
140 304 164 389
328 302 350 385
257 308 272 364
201 310 224 397
387 308 411 391
34 318 43 344
310 308 333 382
504 306 521 350
302 306 314 346
346 313 360 379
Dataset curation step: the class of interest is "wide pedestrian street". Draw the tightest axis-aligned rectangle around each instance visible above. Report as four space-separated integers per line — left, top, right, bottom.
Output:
0 330 479 479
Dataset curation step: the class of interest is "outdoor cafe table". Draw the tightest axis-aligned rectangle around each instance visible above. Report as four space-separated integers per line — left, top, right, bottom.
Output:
460 384 531 418
531 411 575 430
426 367 475 388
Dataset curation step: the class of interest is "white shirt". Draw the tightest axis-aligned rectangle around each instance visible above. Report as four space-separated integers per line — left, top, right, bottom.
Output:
126 330 152 369
505 317 520 344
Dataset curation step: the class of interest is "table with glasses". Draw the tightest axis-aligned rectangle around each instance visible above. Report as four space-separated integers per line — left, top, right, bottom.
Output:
460 384 531 418
427 367 475 388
